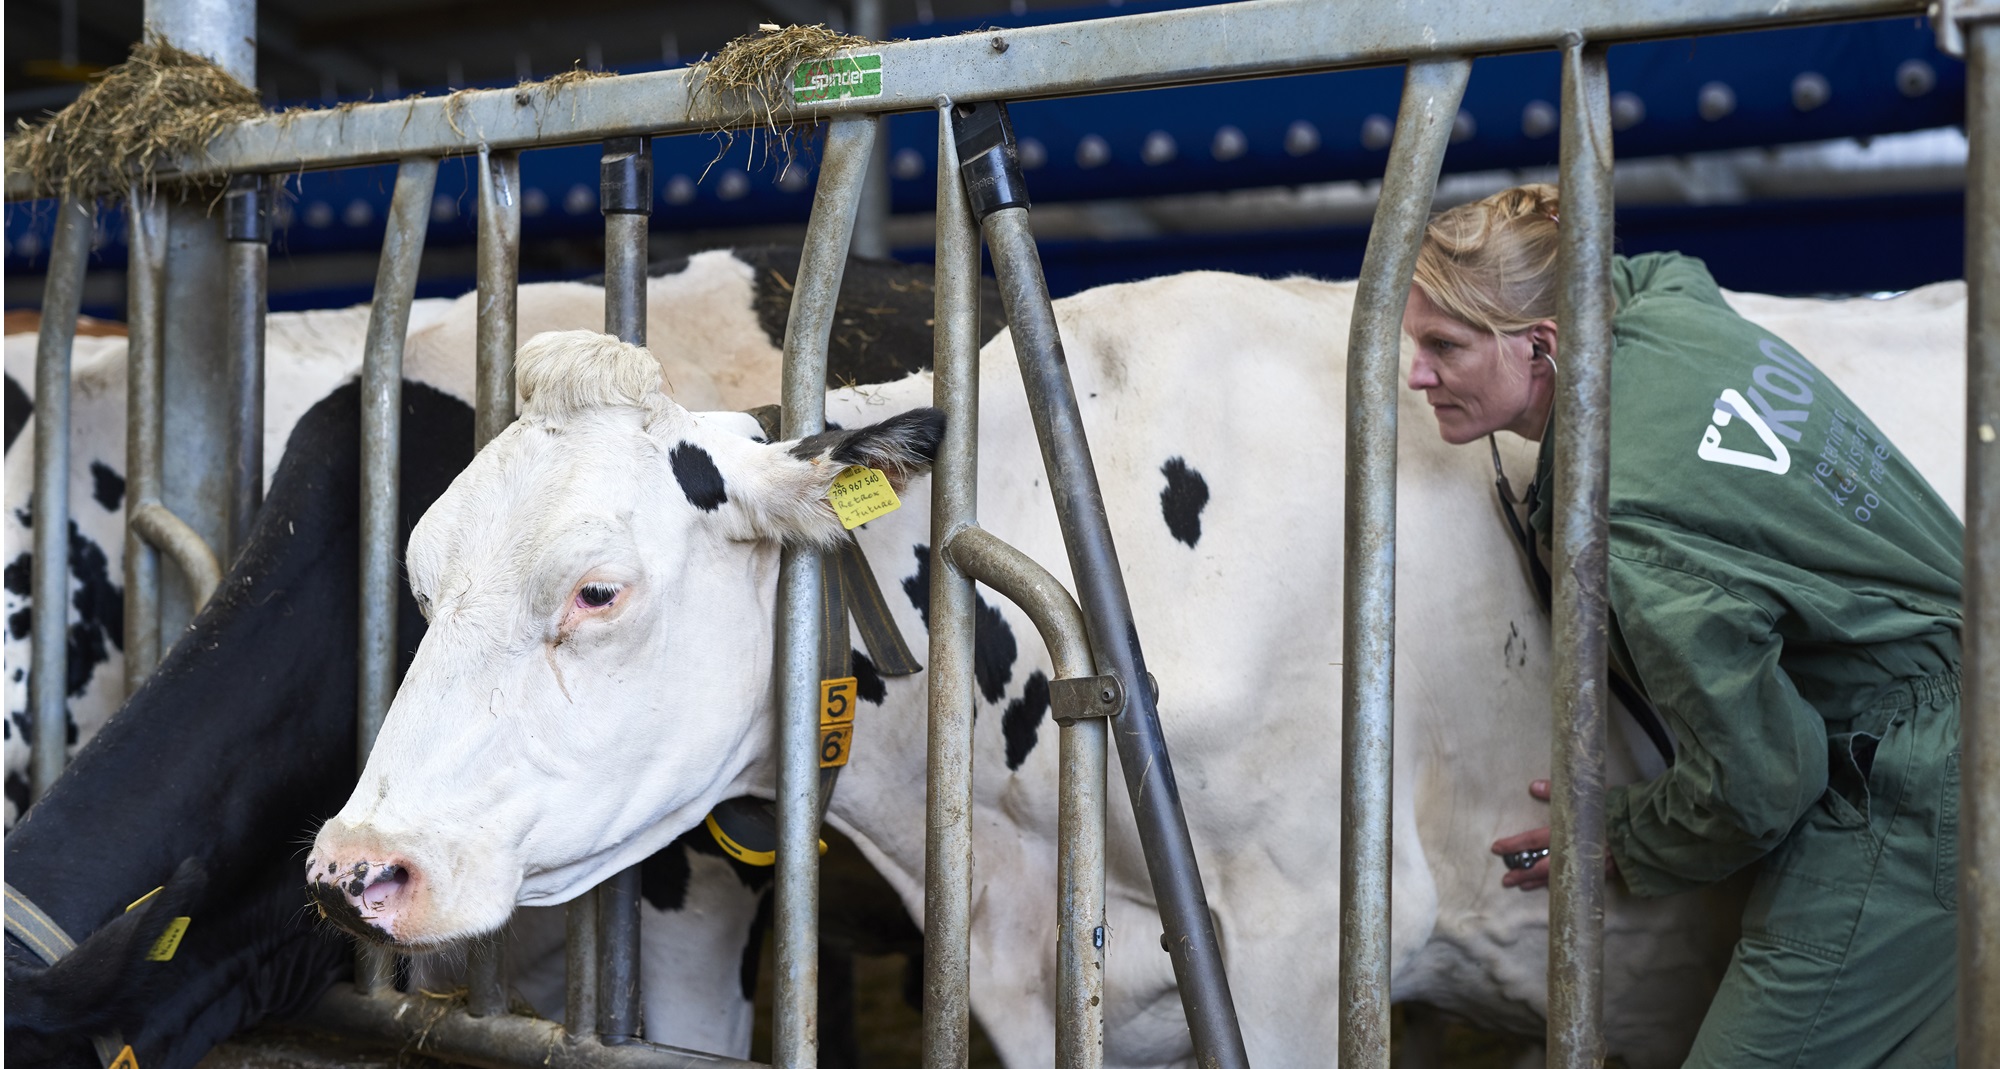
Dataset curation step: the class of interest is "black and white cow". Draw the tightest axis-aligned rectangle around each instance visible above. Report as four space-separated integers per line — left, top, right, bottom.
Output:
3 246 999 827
306 273 1967 1068
4 249 975 1066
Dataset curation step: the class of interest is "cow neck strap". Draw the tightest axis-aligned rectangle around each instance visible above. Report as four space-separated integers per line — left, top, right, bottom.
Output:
4 883 131 1068
707 405 923 867
1487 435 1678 768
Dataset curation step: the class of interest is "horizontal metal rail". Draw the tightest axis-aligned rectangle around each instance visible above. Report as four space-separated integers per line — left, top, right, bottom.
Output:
1 0 1921 198
302 988 764 1069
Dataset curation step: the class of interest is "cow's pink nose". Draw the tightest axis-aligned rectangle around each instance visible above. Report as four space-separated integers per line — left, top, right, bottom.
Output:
309 858 415 944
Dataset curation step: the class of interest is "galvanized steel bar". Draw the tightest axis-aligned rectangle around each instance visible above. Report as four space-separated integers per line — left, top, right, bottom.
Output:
130 504 222 611
568 891 601 1038
942 526 1105 1069
1336 57 1470 1069
1961 16 2000 1064
597 134 653 1046
124 191 168 693
474 146 522 450
28 196 92 802
773 114 878 1069
968 105 1247 1057
224 174 270 559
3 0 1919 197
1547 38 1615 1069
307 986 764 1069
921 101 980 1069
465 143 522 1022
355 156 438 998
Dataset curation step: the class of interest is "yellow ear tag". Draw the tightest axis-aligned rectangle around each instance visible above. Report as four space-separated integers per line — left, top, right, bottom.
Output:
126 885 190 961
110 1046 140 1069
827 466 900 530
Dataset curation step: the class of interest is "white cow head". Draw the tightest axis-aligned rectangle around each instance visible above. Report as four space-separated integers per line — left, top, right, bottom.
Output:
306 330 940 948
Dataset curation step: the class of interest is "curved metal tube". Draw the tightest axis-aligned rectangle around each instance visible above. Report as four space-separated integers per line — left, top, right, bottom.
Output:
945 527 1090 678
130 503 223 614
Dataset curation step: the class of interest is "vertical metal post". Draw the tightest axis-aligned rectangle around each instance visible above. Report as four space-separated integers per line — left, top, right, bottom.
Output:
922 99 980 1069
1547 38 1614 1069
474 146 522 450
464 145 522 1023
595 134 653 1046
147 0 253 637
773 114 878 1069
567 896 600 1036
849 0 890 260
1336 58 1469 1069
955 101 1249 1069
1054 675 1106 1069
28 197 92 802
356 156 439 996
1961 17 2000 1066
224 174 269 559
124 191 168 694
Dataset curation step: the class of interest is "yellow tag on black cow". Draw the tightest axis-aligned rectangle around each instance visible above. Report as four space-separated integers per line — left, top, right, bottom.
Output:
820 676 856 768
827 466 900 530
147 916 191 961
110 1046 139 1069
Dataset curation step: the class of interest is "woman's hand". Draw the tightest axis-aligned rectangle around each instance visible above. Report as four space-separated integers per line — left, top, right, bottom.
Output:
1490 780 1620 892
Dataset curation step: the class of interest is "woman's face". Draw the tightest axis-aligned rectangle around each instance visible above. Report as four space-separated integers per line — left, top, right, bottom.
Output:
1402 287 1554 445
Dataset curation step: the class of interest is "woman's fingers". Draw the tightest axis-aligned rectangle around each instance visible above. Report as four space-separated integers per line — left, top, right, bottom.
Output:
1492 825 1551 856
1501 856 1551 890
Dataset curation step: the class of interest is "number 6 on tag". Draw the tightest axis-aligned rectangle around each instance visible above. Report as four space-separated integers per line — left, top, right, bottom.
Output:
820 676 856 768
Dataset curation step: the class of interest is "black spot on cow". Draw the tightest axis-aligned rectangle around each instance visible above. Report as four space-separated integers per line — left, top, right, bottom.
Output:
1002 671 1050 771
737 245 1008 386
639 835 693 912
64 518 124 694
90 462 125 511
670 442 728 512
4 771 27 818
4 374 30 453
1159 457 1210 548
8 608 28 640
851 649 886 706
5 553 29 596
901 544 1017 704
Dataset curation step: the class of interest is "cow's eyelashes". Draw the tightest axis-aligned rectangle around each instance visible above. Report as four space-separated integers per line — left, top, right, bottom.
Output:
414 591 433 620
576 583 620 609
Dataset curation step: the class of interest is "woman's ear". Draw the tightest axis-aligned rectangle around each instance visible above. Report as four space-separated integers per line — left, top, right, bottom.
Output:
1528 320 1560 366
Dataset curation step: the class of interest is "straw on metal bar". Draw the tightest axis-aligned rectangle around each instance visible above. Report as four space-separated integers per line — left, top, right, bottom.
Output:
224 174 270 559
28 196 92 802
771 114 878 1069
1961 16 2000 1065
1547 38 1615 1069
356 155 440 996
596 133 654 1045
1336 56 1470 1069
921 99 981 1069
124 191 168 694
465 144 523 1022
941 527 1105 1069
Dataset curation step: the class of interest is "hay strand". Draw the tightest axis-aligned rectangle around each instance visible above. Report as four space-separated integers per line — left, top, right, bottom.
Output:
687 24 874 175
5 34 263 202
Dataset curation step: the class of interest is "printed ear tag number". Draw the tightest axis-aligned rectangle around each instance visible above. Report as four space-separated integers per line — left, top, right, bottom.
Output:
147 916 191 961
827 466 900 530
821 676 856 768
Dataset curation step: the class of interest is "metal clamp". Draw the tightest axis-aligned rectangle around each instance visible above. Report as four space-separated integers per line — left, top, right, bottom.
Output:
599 136 653 215
1932 0 2000 56
224 174 271 243
1050 674 1124 726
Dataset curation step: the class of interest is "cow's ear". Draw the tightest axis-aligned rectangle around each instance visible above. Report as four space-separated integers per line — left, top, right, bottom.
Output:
729 408 945 546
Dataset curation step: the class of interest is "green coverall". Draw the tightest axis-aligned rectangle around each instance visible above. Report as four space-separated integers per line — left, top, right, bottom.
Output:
1525 253 1963 1068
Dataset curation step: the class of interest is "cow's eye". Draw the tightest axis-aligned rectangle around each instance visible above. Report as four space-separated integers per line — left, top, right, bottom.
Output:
577 583 619 609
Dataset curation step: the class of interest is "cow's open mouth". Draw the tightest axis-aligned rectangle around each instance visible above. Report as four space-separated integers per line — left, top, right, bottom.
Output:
308 879 402 946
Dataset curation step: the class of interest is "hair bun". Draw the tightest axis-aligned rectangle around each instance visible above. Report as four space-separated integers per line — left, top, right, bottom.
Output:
1485 183 1560 225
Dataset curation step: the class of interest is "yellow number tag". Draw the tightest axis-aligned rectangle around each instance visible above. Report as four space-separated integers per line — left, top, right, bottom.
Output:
827 466 901 530
110 1047 140 1069
147 916 191 962
821 676 856 768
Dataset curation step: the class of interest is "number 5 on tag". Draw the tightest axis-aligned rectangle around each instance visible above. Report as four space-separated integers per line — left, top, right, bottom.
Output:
820 676 856 768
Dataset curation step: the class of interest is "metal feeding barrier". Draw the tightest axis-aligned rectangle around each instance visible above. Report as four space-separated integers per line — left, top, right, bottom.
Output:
13 0 2000 1066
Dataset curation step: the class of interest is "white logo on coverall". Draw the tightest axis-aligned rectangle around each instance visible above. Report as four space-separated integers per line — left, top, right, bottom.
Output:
1696 340 1817 476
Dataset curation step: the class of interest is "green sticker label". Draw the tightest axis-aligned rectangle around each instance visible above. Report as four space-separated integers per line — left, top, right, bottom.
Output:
793 54 883 104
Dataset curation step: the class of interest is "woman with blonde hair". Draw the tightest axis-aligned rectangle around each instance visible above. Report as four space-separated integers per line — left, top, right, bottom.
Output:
1403 183 1961 1067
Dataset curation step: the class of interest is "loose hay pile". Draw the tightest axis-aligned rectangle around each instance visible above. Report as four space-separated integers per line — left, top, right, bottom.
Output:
688 24 876 171
5 35 263 202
